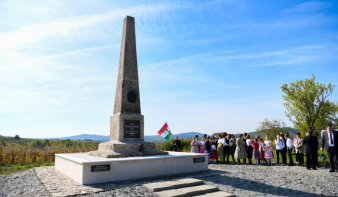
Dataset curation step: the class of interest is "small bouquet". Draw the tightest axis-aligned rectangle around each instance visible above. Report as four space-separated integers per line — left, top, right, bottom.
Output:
320 153 326 165
138 143 145 152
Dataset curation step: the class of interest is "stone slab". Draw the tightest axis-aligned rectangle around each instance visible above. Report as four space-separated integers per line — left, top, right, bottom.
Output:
176 178 204 187
155 190 186 197
195 191 236 197
143 178 203 192
88 140 168 158
55 152 208 184
177 185 219 196
88 149 168 158
143 182 172 192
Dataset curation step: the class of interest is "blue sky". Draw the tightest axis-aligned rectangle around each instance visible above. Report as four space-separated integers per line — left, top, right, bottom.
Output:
0 0 337 138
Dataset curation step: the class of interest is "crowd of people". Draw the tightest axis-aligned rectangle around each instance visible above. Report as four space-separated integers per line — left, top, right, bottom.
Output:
172 122 338 172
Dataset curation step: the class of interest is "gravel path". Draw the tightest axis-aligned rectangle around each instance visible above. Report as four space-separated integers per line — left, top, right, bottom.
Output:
1 164 337 197
0 169 49 197
205 164 338 197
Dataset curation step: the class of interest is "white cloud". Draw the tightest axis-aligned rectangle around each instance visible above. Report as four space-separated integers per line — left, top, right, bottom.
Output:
0 3 182 49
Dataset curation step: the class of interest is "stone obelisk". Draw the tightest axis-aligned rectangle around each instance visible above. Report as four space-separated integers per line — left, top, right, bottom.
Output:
89 16 168 158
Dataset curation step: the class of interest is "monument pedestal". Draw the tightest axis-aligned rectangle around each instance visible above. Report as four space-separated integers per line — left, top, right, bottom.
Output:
88 141 168 158
109 113 144 141
88 113 168 158
55 152 208 185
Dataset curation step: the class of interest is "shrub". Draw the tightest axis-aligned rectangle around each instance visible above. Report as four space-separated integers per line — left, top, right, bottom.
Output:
30 140 45 149
156 139 192 152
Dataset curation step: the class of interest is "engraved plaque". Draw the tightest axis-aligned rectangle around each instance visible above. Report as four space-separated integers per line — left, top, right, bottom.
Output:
127 91 137 103
124 120 140 138
91 165 110 172
193 157 205 163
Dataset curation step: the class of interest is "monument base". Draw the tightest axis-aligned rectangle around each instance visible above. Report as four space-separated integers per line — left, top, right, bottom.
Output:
55 152 208 185
88 141 168 158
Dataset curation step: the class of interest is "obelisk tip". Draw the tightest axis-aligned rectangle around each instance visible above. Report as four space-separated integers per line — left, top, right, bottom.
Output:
125 15 134 19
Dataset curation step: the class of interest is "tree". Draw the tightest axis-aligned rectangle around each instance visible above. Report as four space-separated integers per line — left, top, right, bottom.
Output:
327 102 338 128
256 117 288 140
0 135 6 146
30 139 44 149
44 139 50 147
14 135 20 140
281 75 336 137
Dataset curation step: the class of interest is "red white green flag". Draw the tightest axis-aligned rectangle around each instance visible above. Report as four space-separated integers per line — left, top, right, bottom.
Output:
157 123 172 141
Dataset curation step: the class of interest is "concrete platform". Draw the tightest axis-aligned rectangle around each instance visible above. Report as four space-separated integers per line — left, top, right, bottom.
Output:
55 151 208 185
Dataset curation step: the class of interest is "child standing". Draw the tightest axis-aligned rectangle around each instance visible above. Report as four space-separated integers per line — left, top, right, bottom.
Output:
199 136 206 153
252 139 260 165
264 136 274 166
210 141 217 164
259 139 266 164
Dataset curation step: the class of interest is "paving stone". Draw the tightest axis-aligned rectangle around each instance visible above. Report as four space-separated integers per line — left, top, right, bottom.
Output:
143 182 172 192
177 185 219 196
155 189 186 197
195 191 236 197
35 167 117 196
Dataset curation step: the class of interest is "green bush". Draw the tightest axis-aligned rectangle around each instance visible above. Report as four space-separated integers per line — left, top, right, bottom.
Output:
30 140 45 149
156 139 192 152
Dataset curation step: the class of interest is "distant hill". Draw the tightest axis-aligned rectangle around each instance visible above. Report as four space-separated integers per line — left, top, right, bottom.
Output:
59 134 109 141
56 132 204 142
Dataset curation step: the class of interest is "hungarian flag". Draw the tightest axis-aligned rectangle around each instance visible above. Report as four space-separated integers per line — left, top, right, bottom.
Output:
157 123 172 141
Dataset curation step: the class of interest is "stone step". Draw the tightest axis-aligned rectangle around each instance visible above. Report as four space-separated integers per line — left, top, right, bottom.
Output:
143 178 204 192
155 185 219 197
144 178 235 197
155 189 186 197
195 191 236 197
177 184 219 196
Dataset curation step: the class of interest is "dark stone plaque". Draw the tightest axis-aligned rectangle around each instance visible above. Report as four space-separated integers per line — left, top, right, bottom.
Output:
91 165 110 172
127 91 137 103
193 157 205 163
124 120 140 138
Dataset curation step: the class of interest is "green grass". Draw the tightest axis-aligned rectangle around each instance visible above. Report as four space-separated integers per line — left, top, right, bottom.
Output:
270 150 330 166
0 162 54 175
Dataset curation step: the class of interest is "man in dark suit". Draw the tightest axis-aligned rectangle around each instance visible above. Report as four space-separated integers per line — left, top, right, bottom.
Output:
280 131 287 164
223 134 231 163
321 122 338 172
213 136 218 163
172 136 181 152
243 133 248 164
303 130 318 170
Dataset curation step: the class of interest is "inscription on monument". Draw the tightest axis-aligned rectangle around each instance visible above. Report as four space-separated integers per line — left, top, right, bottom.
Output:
91 164 110 172
193 157 205 163
124 120 140 138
